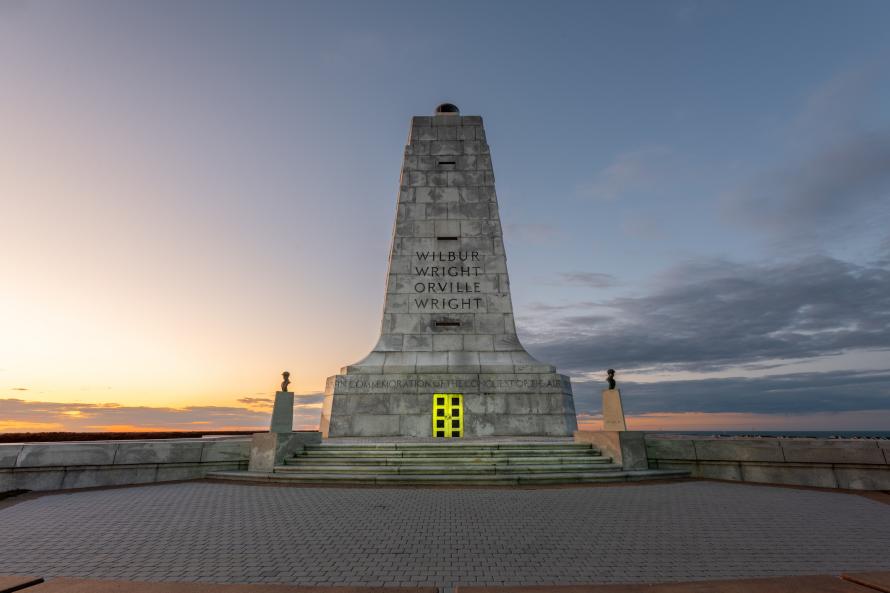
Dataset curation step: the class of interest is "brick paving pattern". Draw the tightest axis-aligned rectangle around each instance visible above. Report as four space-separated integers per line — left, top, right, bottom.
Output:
1 481 889 591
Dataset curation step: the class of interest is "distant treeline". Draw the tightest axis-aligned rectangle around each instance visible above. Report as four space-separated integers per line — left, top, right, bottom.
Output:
0 431 257 443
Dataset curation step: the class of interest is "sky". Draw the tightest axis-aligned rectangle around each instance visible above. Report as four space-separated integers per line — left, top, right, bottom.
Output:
2 0 890 433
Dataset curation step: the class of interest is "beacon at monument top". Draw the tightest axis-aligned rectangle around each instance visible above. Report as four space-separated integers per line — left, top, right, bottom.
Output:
434 102 460 114
319 106 577 438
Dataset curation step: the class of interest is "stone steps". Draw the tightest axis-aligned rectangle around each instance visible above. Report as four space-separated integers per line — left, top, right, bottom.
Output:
275 462 622 474
294 451 597 459
207 441 690 486
208 468 689 486
281 455 614 466
299 447 594 458
306 443 589 449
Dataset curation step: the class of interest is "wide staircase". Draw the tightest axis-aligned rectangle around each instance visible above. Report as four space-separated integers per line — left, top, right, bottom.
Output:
208 441 689 486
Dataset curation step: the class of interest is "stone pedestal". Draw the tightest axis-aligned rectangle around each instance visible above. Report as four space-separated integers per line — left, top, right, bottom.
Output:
575 430 647 470
602 389 627 431
320 108 577 437
248 431 322 472
270 391 294 434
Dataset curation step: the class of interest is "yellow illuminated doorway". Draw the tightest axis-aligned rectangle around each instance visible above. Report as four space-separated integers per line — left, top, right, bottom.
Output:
433 393 463 438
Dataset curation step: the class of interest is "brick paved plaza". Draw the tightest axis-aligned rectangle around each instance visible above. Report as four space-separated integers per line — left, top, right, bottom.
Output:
1 480 889 590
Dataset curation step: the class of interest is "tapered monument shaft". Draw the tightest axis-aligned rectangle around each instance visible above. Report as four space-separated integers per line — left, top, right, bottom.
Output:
320 104 577 437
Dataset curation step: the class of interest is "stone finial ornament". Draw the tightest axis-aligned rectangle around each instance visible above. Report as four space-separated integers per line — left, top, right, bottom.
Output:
280 371 291 393
606 369 616 390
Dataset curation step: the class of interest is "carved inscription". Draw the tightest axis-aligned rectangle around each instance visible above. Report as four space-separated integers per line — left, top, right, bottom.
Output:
335 376 568 392
413 251 484 311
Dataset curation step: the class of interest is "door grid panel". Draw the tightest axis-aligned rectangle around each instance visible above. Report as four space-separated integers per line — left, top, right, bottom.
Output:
433 393 462 438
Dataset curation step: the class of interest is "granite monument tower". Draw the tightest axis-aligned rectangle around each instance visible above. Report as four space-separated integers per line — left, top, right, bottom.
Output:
320 104 577 437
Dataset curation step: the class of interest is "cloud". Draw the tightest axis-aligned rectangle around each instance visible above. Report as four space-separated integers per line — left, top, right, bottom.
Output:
557 272 617 289
504 223 559 245
527 301 599 313
10 387 28 391
723 131 890 239
569 369 890 417
0 396 324 432
723 65 890 244
521 254 890 374
793 64 884 141
582 147 670 201
237 397 274 408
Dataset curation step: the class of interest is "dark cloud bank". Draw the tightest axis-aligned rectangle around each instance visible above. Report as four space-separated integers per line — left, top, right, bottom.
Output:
528 67 890 419
720 64 890 249
524 255 890 374
569 370 890 416
521 254 890 415
724 130 890 243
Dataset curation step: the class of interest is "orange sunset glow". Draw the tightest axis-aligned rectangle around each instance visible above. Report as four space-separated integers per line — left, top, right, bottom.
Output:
2 1 889 436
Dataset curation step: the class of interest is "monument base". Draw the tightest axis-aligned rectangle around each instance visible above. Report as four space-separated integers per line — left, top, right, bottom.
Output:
320 371 577 438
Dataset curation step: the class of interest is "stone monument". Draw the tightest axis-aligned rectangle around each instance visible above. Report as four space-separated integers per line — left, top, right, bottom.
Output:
320 104 578 437
269 371 294 434
602 369 627 431
249 371 322 472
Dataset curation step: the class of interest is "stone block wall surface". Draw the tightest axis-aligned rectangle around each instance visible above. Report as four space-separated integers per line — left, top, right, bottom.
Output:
574 431 648 470
0 437 253 493
321 110 577 437
114 441 204 464
0 445 23 468
248 431 322 472
646 435 890 490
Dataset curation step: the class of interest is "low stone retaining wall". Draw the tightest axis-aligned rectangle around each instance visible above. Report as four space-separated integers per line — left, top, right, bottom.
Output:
8 432 885 492
0 437 251 493
646 434 890 490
